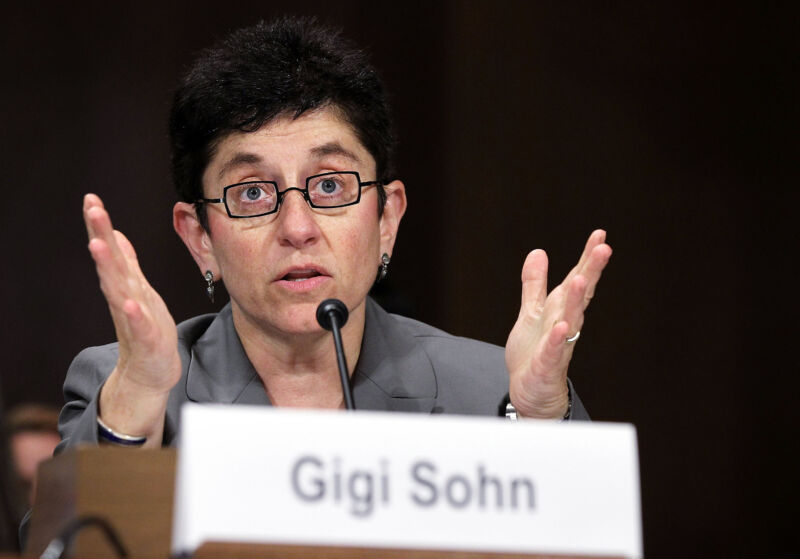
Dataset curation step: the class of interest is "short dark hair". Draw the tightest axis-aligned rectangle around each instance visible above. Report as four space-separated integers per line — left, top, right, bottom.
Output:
169 17 396 227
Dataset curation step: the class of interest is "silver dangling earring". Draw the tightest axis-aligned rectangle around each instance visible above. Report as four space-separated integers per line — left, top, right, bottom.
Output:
204 270 215 303
377 253 390 282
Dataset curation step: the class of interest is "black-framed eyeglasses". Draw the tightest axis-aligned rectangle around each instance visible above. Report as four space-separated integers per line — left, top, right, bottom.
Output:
196 171 382 218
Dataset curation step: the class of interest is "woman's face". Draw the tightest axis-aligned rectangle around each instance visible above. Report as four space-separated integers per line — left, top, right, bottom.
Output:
195 107 404 339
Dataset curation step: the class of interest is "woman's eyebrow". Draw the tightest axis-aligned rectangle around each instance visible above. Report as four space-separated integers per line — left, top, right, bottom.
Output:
309 141 361 163
217 142 360 181
217 152 263 181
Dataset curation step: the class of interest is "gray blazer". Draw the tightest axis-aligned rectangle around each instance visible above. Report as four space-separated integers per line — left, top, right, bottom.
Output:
58 298 588 450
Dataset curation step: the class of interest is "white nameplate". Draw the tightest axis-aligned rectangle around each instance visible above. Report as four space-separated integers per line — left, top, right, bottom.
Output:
172 404 641 558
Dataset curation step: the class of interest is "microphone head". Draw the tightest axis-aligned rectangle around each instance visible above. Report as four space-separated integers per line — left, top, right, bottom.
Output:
316 298 349 331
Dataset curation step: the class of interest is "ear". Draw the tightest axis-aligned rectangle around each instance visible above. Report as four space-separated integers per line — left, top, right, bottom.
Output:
173 202 220 278
379 180 407 257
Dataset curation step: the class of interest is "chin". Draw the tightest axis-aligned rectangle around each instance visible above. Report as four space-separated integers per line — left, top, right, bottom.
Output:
272 302 327 335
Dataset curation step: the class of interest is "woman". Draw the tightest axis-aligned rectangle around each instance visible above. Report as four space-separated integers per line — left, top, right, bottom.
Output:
61 17 611 450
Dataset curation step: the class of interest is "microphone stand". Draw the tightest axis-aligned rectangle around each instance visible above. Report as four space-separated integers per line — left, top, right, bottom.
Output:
316 299 355 410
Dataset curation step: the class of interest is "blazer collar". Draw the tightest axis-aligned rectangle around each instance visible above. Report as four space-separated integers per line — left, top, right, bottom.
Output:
185 298 438 412
185 305 268 405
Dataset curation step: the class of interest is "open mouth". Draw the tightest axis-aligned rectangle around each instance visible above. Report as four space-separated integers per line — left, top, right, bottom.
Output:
282 270 323 282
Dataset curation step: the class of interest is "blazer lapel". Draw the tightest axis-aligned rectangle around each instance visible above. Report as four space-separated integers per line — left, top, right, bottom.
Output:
353 298 438 413
183 299 438 412
185 305 271 405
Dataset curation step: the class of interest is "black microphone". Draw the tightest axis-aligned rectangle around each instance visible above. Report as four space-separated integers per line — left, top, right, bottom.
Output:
316 299 355 410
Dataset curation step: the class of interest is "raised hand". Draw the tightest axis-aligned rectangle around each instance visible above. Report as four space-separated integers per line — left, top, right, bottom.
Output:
84 193 181 445
505 230 612 419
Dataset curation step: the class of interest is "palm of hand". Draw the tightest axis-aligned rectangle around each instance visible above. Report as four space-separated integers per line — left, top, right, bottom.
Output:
505 231 612 419
85 194 182 394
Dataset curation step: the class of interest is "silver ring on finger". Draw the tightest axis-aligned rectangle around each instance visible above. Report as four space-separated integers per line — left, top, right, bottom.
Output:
565 330 581 344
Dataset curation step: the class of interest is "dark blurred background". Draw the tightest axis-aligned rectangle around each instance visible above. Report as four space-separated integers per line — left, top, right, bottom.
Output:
1 2 797 557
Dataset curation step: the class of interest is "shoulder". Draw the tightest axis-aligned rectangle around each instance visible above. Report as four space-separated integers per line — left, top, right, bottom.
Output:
66 312 219 385
389 313 506 366
390 313 508 391
176 312 219 348
364 300 508 413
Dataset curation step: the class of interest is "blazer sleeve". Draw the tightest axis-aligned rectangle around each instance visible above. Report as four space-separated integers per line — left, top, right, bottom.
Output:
56 344 120 453
566 378 590 421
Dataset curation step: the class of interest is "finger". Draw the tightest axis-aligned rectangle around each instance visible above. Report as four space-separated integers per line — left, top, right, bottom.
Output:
580 243 612 307
518 249 549 321
114 230 153 295
565 229 606 284
83 193 108 240
561 273 587 338
113 230 145 276
95 262 153 353
548 320 571 349
84 199 136 282
84 202 122 256
88 237 132 307
87 228 144 308
536 320 572 373
113 299 154 366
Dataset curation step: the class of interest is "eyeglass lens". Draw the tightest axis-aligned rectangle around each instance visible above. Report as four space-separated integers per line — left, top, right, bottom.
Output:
225 172 361 217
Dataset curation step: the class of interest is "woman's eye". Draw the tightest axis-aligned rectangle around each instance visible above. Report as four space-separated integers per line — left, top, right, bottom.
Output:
245 186 263 200
318 178 340 194
235 184 271 203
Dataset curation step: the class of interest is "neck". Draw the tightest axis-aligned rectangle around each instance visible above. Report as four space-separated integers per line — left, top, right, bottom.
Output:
231 302 366 409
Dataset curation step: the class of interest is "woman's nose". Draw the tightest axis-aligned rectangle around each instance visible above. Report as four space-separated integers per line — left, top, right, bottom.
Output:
274 189 320 248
